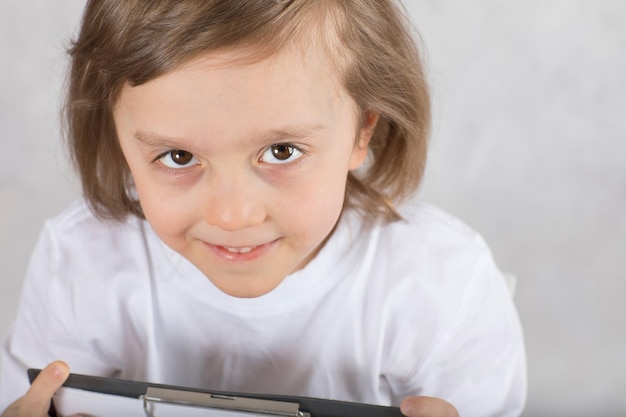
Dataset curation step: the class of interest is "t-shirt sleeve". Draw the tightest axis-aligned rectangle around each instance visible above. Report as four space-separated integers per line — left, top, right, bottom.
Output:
407 249 527 417
0 222 63 406
0 220 112 408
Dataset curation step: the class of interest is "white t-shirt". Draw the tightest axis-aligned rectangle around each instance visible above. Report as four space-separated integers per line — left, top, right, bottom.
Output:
0 199 526 416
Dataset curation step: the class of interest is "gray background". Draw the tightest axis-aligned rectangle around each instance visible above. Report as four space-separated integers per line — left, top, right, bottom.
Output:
1 1 624 416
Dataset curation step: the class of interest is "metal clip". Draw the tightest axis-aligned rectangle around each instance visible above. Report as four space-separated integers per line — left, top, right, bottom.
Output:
142 387 310 417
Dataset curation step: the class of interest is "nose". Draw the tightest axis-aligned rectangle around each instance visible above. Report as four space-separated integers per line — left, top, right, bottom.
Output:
201 170 267 231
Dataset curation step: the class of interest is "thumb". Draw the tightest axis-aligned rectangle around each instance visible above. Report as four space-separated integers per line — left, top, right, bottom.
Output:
400 396 459 417
21 361 69 417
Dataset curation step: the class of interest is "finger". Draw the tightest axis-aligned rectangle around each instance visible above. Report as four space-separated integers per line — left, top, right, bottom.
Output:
400 396 459 417
20 361 70 417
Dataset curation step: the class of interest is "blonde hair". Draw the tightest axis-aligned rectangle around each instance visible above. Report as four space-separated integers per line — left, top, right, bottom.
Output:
66 0 430 222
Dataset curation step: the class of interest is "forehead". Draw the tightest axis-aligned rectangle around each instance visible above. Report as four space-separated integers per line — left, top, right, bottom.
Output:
113 41 358 147
117 38 348 108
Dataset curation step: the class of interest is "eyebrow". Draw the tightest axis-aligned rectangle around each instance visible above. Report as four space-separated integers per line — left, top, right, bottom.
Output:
134 124 327 150
259 124 327 143
134 131 191 149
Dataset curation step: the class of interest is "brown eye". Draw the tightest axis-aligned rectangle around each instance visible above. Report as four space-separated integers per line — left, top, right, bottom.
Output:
260 143 303 165
271 144 294 161
158 149 198 169
171 150 193 165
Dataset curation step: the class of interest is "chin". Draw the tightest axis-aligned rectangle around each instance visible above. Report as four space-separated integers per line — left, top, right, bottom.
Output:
213 279 283 298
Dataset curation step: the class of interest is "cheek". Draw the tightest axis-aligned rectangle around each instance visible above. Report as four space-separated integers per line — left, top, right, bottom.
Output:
280 169 348 235
134 180 196 244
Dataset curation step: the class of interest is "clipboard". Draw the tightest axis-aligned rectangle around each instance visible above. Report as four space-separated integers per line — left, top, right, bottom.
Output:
28 369 404 417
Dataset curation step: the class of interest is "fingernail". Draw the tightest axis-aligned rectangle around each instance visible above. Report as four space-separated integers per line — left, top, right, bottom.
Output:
52 364 63 377
52 362 69 378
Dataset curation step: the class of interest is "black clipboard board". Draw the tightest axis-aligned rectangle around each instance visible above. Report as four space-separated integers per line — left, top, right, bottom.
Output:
28 369 404 417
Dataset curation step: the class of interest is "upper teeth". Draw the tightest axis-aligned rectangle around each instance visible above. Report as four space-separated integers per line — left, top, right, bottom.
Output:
225 246 253 253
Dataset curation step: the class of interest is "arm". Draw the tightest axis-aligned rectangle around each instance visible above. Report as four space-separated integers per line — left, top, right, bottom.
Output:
0 223 72 406
1 213 120 407
403 252 526 417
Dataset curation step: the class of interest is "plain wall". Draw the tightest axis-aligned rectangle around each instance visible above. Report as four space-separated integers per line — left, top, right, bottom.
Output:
1 1 625 416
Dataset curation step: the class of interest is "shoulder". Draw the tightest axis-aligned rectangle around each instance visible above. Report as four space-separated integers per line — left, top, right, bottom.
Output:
36 199 153 287
45 199 143 241
381 199 493 266
361 199 511 331
345 199 507 311
43 200 148 258
13 200 157 375
367 202 526 415
32 199 157 312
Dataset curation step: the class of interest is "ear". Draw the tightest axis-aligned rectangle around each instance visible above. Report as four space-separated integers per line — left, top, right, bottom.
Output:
349 110 379 170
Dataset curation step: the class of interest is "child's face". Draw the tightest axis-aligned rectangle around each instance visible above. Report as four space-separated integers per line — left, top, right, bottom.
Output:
113 46 376 298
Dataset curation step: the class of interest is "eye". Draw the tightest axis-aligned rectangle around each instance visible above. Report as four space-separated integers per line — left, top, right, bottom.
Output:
157 150 199 169
260 143 303 165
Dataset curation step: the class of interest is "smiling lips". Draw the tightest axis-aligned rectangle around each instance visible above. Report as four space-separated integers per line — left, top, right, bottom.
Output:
205 240 277 261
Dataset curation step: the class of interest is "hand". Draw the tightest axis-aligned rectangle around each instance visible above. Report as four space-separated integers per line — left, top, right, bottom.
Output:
400 396 459 417
1 361 70 417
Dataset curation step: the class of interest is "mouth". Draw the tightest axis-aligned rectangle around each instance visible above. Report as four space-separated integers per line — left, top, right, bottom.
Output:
204 240 278 262
223 246 255 254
